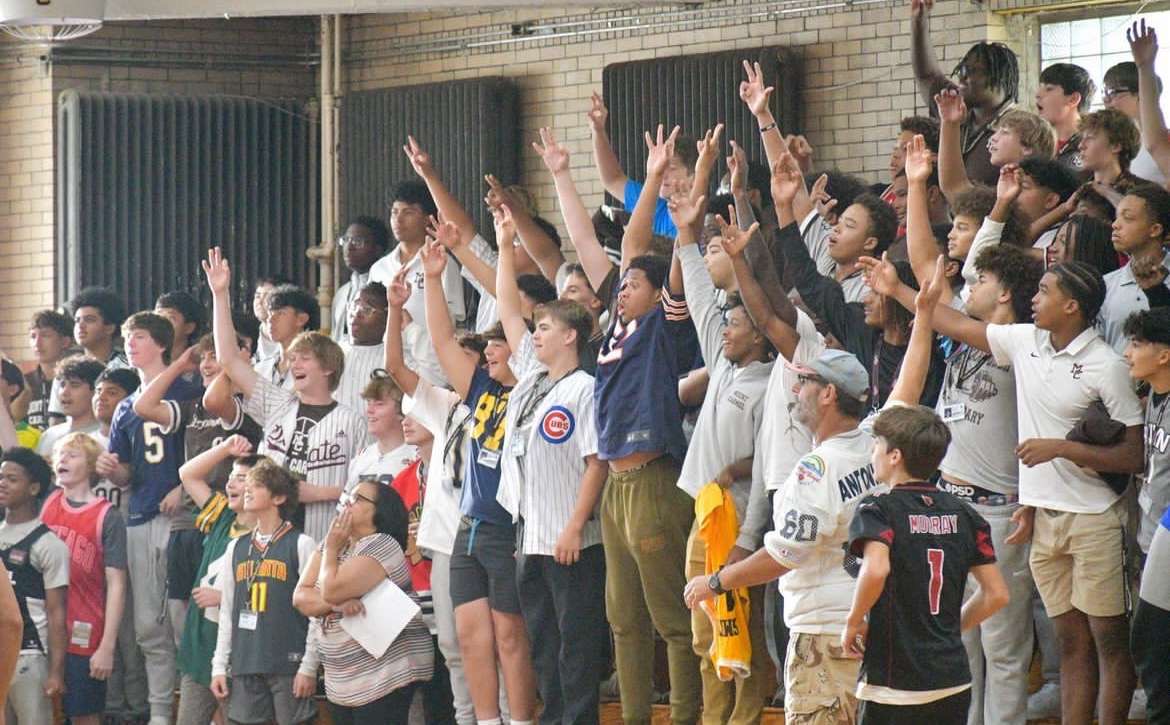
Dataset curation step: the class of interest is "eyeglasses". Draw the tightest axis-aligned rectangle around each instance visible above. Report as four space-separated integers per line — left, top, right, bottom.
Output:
338 235 375 248
347 299 382 316
1102 87 1135 101
337 489 377 510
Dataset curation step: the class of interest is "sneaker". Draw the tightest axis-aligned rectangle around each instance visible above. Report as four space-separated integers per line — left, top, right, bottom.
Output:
1130 688 1148 720
1027 682 1061 720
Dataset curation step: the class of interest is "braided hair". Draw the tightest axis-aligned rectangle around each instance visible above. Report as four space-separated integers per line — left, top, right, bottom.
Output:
954 42 1019 105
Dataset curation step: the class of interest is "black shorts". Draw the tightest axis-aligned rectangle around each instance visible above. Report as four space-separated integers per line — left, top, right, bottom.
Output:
449 517 521 614
166 528 205 600
63 652 107 717
859 688 972 725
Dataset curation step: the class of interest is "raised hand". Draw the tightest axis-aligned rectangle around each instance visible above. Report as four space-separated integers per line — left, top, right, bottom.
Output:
914 254 947 315
402 135 435 178
809 173 839 221
483 173 518 212
645 124 682 177
1129 19 1159 66
695 123 725 171
904 134 935 184
714 205 760 257
996 163 1022 202
934 87 967 124
586 91 609 132
910 0 934 19
493 204 517 246
769 148 804 207
739 59 775 117
858 252 901 296
222 434 254 458
202 247 231 295
387 267 411 309
427 215 462 250
667 193 707 231
726 140 749 194
420 238 448 278
786 134 814 172
532 126 571 175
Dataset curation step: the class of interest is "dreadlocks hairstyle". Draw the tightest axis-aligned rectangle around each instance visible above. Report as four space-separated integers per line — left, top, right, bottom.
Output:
955 42 1020 104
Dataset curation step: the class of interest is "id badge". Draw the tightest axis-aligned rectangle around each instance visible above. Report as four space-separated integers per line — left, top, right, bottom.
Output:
239 608 259 631
941 403 966 423
70 621 92 649
477 448 501 469
510 435 528 457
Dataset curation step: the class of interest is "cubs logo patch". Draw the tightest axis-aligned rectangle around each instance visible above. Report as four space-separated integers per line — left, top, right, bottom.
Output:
796 455 825 485
539 405 575 444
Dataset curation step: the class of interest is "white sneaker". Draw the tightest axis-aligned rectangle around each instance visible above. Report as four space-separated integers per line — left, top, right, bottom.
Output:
1130 688 1148 720
1027 682 1061 720
148 716 171 725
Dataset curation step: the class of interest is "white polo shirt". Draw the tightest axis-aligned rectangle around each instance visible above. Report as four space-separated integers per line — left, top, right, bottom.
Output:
1098 255 1170 354
986 323 1143 514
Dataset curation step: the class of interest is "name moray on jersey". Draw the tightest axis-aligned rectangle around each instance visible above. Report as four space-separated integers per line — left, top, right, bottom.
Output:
837 464 878 501
909 514 960 535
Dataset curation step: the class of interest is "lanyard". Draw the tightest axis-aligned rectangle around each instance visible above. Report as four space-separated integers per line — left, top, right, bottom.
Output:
943 345 991 403
515 369 579 432
244 521 290 595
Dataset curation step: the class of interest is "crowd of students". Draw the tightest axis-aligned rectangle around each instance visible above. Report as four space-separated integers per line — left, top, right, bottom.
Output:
4 5 1170 725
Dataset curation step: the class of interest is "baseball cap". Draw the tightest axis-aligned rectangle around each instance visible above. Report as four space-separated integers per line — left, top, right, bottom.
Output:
786 349 870 402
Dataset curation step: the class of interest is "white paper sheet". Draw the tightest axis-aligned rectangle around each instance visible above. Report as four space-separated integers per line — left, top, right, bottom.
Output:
338 578 421 658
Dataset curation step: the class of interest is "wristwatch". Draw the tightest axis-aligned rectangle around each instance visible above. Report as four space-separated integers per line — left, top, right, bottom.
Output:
708 570 726 596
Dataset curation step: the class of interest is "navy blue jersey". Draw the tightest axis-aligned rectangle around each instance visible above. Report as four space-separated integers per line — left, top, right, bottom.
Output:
460 367 512 525
109 376 203 526
848 484 996 692
594 287 696 462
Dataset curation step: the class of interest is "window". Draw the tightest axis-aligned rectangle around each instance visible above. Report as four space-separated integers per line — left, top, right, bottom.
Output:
1041 11 1170 116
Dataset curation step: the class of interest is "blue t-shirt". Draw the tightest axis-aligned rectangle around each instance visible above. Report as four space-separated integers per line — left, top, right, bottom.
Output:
594 285 696 462
461 367 512 525
623 179 677 238
109 377 203 526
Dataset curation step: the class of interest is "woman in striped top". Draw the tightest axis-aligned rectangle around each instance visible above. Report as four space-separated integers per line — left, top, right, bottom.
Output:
293 480 434 724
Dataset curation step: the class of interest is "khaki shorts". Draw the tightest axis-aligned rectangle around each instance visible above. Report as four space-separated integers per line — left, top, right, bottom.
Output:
1030 500 1129 618
784 632 859 725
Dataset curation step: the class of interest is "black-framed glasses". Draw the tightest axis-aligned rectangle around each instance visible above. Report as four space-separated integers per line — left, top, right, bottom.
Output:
1103 87 1135 101
338 489 377 508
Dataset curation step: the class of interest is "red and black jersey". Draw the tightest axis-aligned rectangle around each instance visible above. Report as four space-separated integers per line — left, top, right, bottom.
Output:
847 484 996 692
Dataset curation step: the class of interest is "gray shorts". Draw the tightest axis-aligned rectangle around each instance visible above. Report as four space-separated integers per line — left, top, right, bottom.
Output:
449 516 521 613
226 673 316 725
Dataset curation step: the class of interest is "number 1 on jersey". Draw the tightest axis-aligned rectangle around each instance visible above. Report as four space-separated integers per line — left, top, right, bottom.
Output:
926 548 944 615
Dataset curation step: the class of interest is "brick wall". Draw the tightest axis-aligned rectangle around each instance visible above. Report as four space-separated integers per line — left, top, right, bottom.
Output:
0 49 55 356
343 1 1026 229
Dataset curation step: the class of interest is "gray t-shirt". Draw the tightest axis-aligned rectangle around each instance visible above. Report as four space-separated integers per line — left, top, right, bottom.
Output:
936 344 1019 494
1141 392 1170 552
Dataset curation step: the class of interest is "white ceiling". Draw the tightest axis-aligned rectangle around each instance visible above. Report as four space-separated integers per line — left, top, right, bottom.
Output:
104 0 668 20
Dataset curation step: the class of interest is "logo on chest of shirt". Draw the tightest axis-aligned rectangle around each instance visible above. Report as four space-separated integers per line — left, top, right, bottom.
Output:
267 423 349 475
1070 363 1085 380
539 406 575 444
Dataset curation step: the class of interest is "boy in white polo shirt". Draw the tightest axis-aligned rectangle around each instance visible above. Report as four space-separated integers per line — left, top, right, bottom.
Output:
900 260 1144 725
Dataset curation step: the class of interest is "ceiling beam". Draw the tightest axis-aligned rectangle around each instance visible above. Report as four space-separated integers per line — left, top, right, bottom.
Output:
104 0 670 21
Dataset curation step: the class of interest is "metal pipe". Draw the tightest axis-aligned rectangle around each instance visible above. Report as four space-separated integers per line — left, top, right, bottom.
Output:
306 13 337 334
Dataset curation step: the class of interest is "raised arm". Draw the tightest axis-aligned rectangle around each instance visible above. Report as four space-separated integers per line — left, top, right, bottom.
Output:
534 127 615 293
421 239 476 399
622 124 680 274
690 123 724 205
1129 21 1170 180
904 134 953 304
729 141 792 318
485 174 565 282
429 215 496 298
739 60 788 170
202 247 258 397
134 347 199 427
494 206 530 352
936 89 974 202
911 0 949 106
587 91 629 199
384 268 421 396
179 434 253 511
888 256 946 406
862 252 992 352
403 135 478 246
201 371 237 424
721 211 801 360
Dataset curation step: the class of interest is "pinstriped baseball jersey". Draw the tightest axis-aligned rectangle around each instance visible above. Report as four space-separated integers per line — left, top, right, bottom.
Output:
242 377 371 542
497 334 600 556
335 342 384 421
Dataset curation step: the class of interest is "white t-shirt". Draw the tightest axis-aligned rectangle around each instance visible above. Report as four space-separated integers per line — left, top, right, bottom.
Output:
345 441 417 493
765 427 886 634
986 323 1144 513
401 379 466 558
